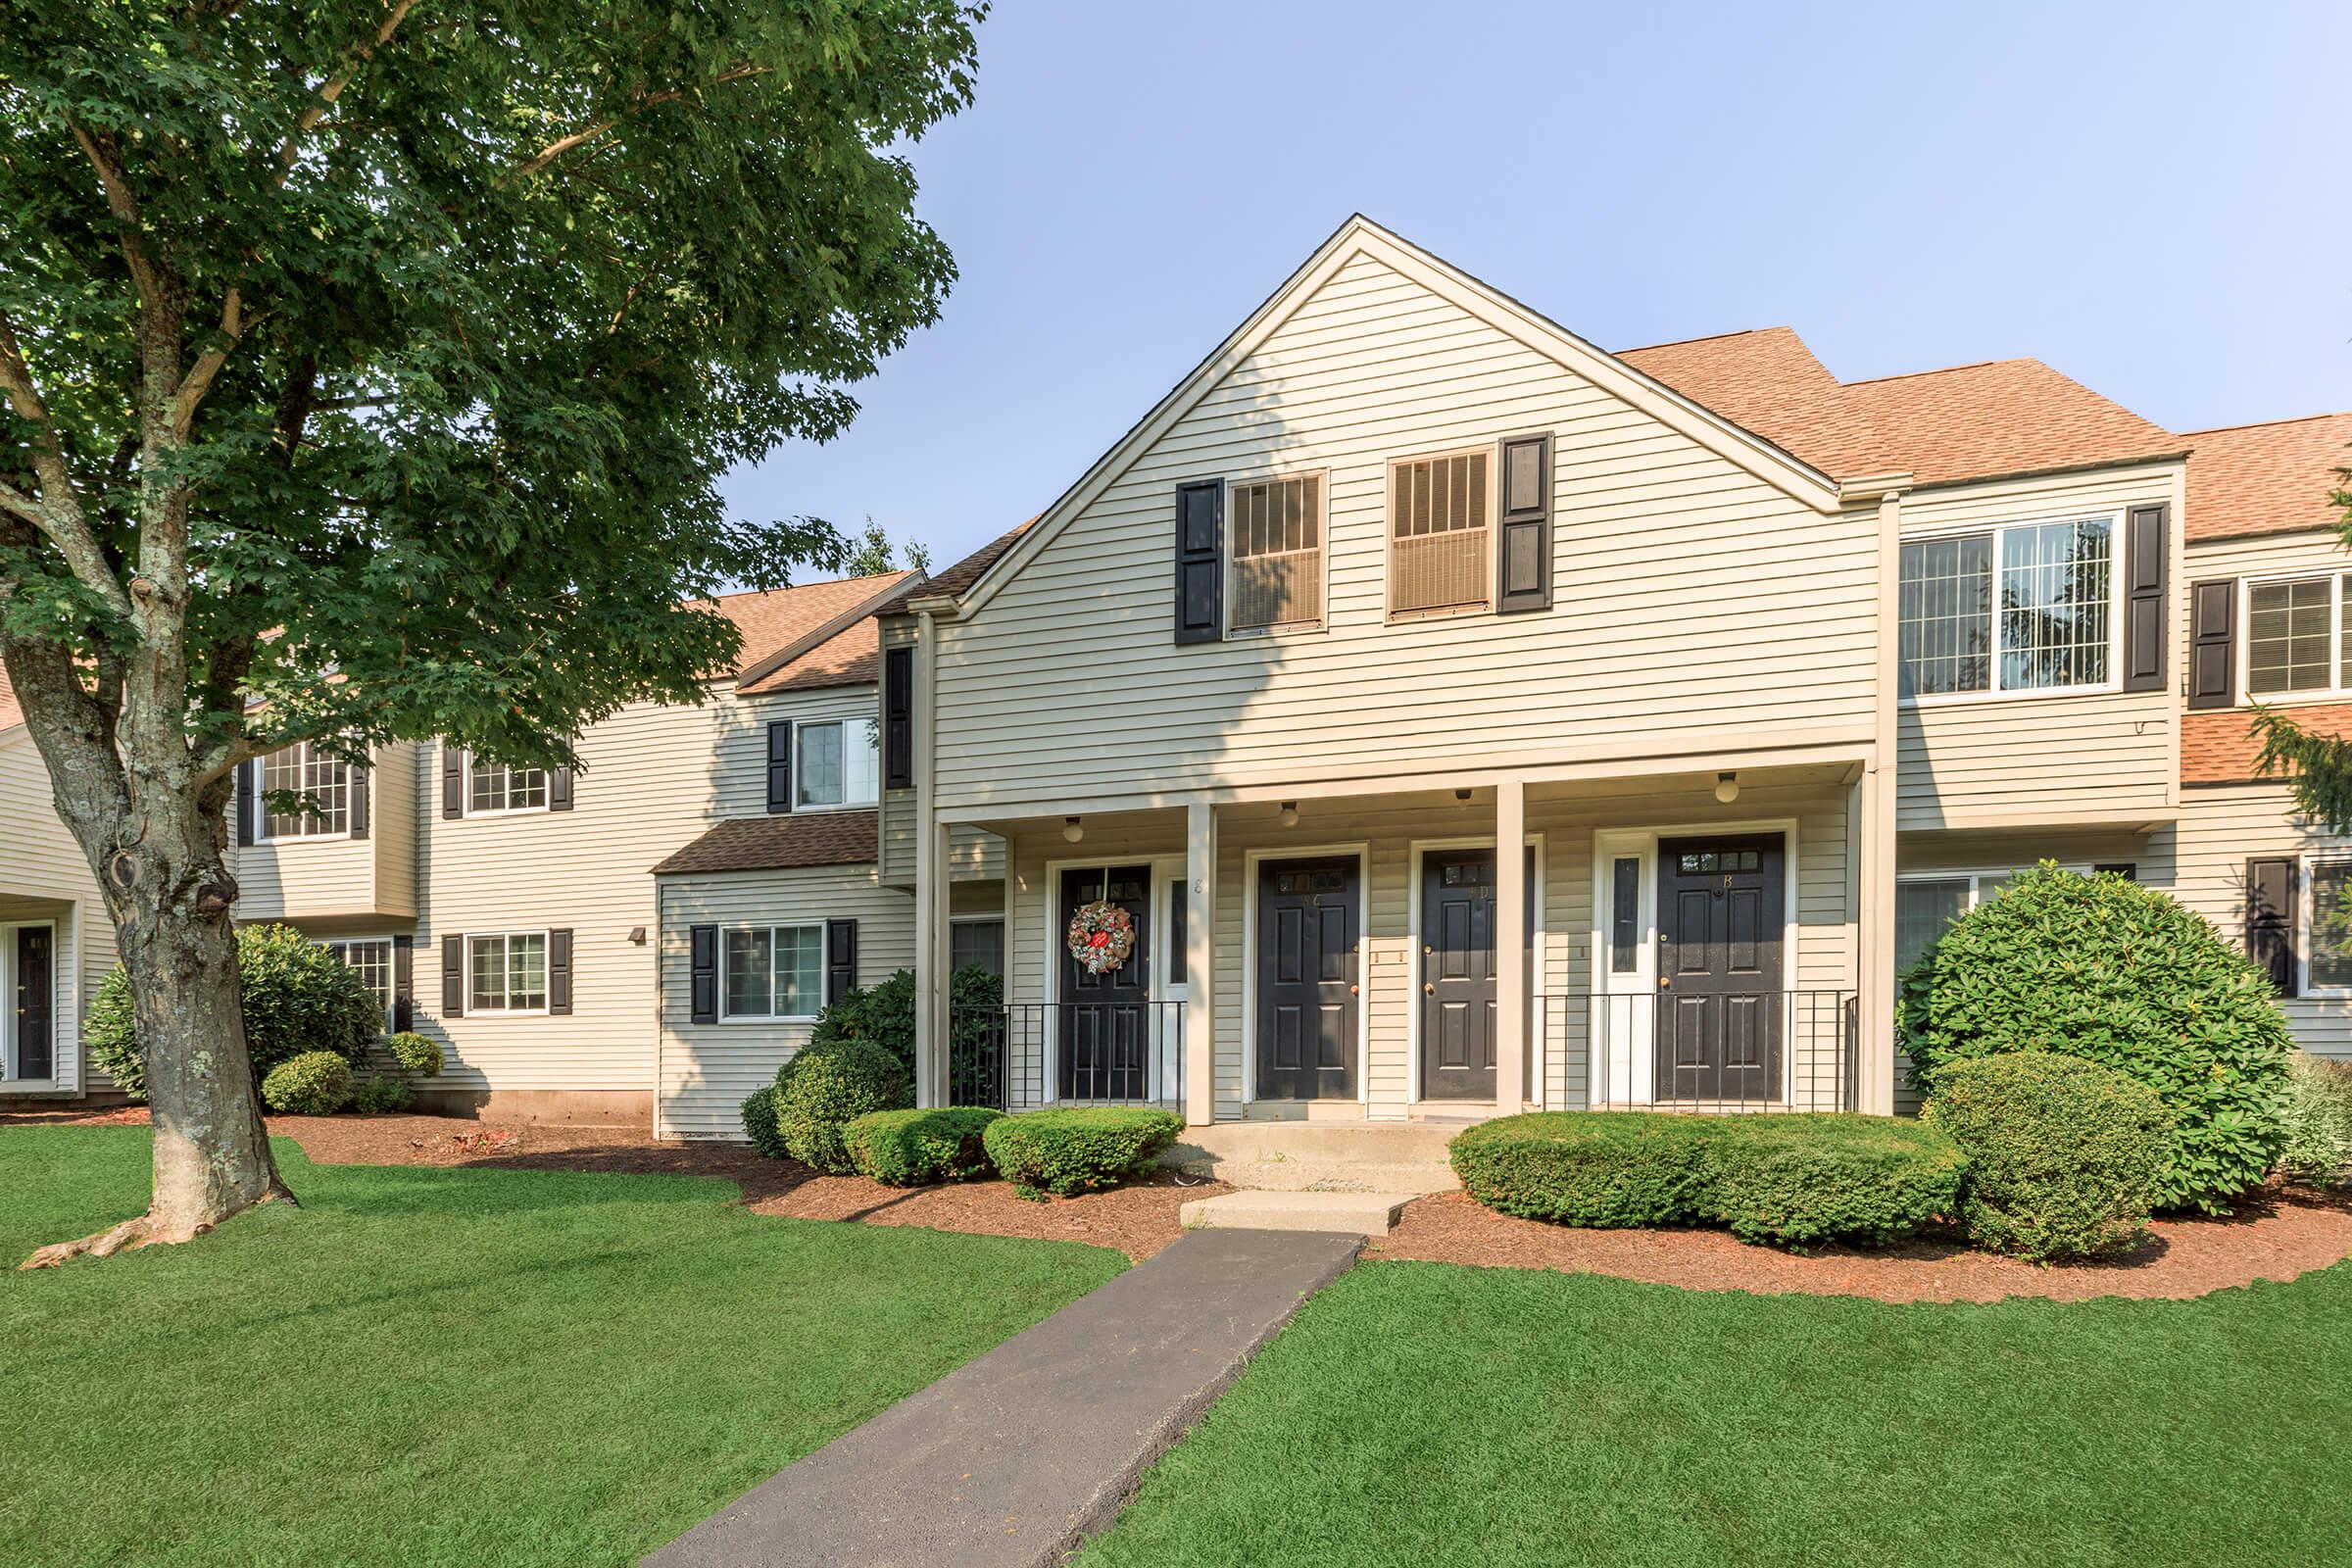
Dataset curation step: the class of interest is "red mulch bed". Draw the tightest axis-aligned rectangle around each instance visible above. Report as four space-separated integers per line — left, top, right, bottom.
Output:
1372 1186 2352 1302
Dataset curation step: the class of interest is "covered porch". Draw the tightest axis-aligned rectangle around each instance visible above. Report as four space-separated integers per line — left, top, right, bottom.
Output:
917 752 1896 1126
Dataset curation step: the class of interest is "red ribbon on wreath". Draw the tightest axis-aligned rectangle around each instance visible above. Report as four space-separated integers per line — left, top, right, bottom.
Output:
1066 899 1137 976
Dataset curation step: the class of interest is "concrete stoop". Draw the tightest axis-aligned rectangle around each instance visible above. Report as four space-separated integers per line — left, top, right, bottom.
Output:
1180 1190 1413 1237
1166 1120 1461 1195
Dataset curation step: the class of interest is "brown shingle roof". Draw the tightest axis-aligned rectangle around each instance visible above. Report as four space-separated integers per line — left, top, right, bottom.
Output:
2181 704 2352 785
701 571 916 683
739 616 885 695
650 809 879 876
2180 413 2352 543
1842 359 2182 487
1617 328 1903 479
881 520 1035 612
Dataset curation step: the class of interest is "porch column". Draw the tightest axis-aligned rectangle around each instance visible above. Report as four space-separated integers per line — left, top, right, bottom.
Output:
1494 778 1527 1112
1856 764 1897 1115
913 816 951 1107
1183 801 1216 1127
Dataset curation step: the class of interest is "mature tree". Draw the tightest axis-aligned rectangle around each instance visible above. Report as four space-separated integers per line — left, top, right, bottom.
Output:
842 515 931 576
0 0 982 1264
2251 459 2352 828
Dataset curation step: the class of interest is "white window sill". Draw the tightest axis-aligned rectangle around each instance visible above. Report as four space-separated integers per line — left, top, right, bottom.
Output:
252 831 351 847
460 807 552 820
1224 622 1326 643
1900 682 2124 710
792 801 880 814
717 1014 819 1026
465 1007 550 1018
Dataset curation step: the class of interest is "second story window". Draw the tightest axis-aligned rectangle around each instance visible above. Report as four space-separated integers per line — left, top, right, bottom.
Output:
2246 575 2349 698
257 741 350 840
1898 515 2114 700
1389 449 1492 619
1228 473 1325 633
469 759 549 813
796 717 879 809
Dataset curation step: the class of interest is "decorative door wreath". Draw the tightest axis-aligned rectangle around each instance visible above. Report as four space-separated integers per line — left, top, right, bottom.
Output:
1066 900 1137 975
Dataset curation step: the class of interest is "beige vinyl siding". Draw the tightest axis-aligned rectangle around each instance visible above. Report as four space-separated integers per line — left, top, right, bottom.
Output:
2168 784 2352 1060
2182 527 2348 689
372 741 419 916
655 868 915 1138
1895 466 2182 830
932 252 1879 812
0 730 113 1093
711 686 877 818
995 771 1856 1121
232 741 417 921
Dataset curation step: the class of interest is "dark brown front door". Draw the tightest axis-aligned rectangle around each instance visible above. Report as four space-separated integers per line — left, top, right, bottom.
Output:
1418 847 1536 1101
1656 835 1785 1102
1256 857 1359 1101
14 925 54 1081
1059 865 1150 1101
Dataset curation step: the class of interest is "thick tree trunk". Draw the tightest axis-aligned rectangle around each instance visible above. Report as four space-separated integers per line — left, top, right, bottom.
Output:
21 791 293 1269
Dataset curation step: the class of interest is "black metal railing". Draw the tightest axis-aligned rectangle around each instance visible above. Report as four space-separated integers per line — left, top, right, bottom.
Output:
1536 990 1858 1113
949 1002 1187 1112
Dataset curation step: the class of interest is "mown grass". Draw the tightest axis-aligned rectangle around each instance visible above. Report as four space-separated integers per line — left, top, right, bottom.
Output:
1082 1255 2352 1568
0 1126 1124 1568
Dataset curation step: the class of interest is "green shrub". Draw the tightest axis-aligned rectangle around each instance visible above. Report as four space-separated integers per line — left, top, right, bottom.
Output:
807 965 1004 1087
261 1051 355 1115
982 1107 1184 1200
1923 1053 2172 1260
349 1073 416 1114
384 1032 443 1077
774 1038 911 1172
740 1085 790 1160
846 1106 1004 1186
86 923 384 1102
2278 1053 2352 1188
1704 1116 1967 1246
1449 1112 1724 1227
1452 1111 1963 1246
1898 863 2292 1213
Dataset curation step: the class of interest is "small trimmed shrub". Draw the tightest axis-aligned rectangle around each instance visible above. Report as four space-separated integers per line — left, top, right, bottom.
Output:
349 1073 416 1114
983 1107 1184 1200
807 965 1004 1087
1451 1111 1964 1247
1923 1053 2172 1260
261 1051 355 1115
846 1106 1004 1187
87 923 384 1101
740 1085 790 1160
1899 863 2292 1213
774 1038 912 1173
384 1032 444 1077
2278 1053 2352 1188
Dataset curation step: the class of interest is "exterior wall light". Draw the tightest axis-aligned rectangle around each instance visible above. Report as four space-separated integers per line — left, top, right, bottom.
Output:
1062 816 1084 844
1280 802 1299 827
1715 771 1740 805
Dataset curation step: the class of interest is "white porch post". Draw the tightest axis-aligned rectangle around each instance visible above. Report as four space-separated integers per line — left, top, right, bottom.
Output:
1859 487 1903 1115
911 608 949 1109
1184 801 1216 1127
1494 778 1528 1113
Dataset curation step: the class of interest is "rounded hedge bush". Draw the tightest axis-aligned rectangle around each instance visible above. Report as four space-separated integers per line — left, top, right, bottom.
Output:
261 1051 355 1115
1923 1053 2172 1260
774 1038 911 1173
87 923 384 1101
1452 1111 1963 1246
2278 1052 2352 1188
349 1073 415 1114
1898 863 2291 1213
384 1031 444 1077
740 1084 790 1160
846 1106 1004 1187
982 1107 1184 1200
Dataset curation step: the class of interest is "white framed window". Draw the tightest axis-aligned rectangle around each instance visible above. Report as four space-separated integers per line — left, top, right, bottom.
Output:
1894 864 2123 972
468 759 549 814
256 741 351 840
320 938 395 1031
2243 573 2352 701
467 932 548 1014
721 923 823 1020
2303 854 2352 996
796 717 879 809
1388 447 1494 619
1226 471 1326 634
950 916 1005 979
1898 515 2118 702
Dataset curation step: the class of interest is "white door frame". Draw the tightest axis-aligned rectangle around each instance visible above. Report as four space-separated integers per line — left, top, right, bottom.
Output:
1 918 60 1087
1405 834 1545 1109
1239 841 1371 1107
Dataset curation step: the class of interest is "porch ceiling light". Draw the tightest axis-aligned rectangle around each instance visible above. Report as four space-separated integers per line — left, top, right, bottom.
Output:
1062 816 1084 844
1280 801 1299 827
1715 771 1740 805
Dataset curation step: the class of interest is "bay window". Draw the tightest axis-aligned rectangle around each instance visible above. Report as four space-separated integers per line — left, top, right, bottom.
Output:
1898 515 2115 700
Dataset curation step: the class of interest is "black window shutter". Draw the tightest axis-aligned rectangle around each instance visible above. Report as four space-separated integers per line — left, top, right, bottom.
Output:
766 722 794 813
2188 579 2237 710
2246 857 2299 998
549 766 574 812
442 746 466 817
884 646 914 790
548 929 573 1015
348 755 371 840
689 924 718 1024
1174 479 1224 644
392 935 415 1032
440 933 466 1017
236 759 259 846
1495 433 1553 614
825 918 858 1006
2122 503 2170 692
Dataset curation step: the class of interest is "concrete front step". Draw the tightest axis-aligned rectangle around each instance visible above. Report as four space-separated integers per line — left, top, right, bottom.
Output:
1180 1190 1414 1237
1193 1158 1460 1194
1166 1119 1462 1194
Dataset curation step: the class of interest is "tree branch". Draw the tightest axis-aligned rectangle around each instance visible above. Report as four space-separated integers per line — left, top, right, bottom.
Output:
66 122 167 319
276 0 422 173
0 309 134 618
513 66 773 180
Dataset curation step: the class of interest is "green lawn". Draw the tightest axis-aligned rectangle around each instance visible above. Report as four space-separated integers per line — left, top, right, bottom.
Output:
0 1126 1124 1568
1083 1257 2352 1568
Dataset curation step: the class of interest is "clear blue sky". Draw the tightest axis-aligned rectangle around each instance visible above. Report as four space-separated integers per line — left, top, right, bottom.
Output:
724 0 2352 570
